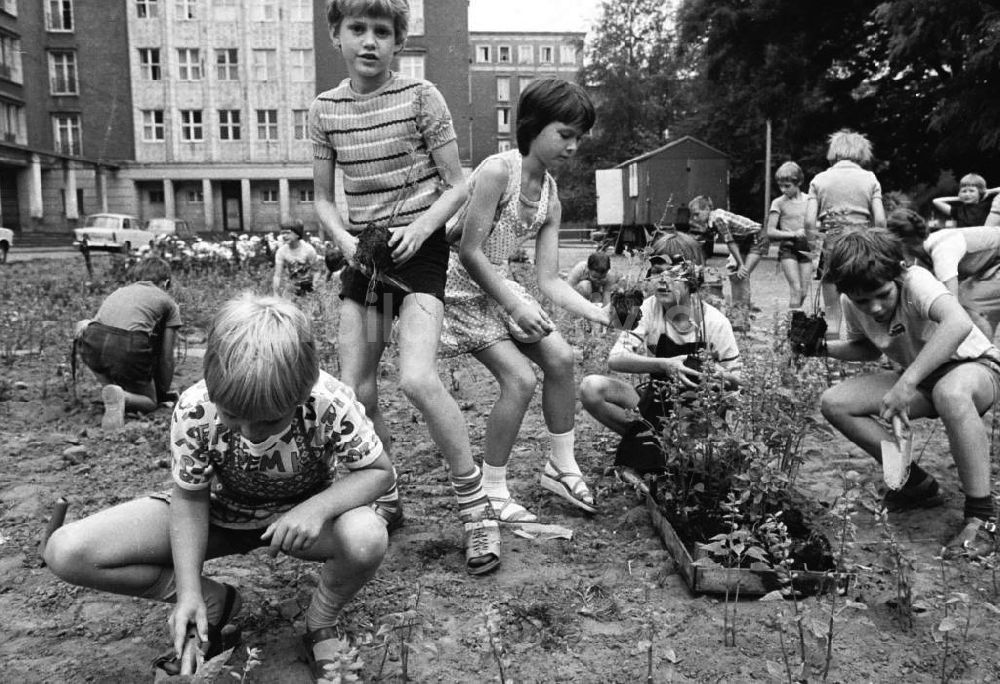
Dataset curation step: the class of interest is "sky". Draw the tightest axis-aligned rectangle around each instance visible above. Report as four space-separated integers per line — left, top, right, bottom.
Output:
468 0 604 34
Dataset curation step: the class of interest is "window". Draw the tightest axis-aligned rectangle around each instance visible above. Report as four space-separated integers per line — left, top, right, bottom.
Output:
398 55 424 80
498 45 511 63
187 189 204 202
0 34 22 83
176 0 196 20
519 75 533 93
218 109 241 140
48 51 78 95
0 0 17 16
177 48 202 80
293 109 308 140
141 110 165 141
498 140 511 152
290 49 314 82
149 189 165 203
540 46 554 63
139 48 161 80
497 107 510 133
299 189 314 202
213 0 237 21
628 164 638 197
408 0 424 35
136 0 158 18
52 114 81 155
216 49 238 80
251 0 276 21
46 0 74 31
257 109 277 140
261 188 278 203
180 109 203 141
475 45 490 63
560 44 577 64
252 49 276 81
518 45 533 64
289 0 310 21
496 76 510 102
0 102 25 143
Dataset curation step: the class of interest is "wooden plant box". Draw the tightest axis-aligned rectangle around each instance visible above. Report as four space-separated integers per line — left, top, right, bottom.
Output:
645 493 844 597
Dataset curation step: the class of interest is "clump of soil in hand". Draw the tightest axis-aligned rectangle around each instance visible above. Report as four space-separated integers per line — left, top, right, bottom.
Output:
609 289 644 330
355 222 393 272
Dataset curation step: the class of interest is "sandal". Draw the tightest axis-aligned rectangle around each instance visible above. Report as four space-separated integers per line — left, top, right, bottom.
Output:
540 462 597 514
942 517 997 560
153 584 242 675
487 495 538 523
464 519 501 576
299 625 344 682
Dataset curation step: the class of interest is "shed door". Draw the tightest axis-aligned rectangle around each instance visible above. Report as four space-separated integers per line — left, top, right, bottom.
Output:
687 158 728 210
595 169 624 225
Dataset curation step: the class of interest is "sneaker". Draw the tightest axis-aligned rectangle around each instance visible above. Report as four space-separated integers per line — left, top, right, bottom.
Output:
882 476 944 513
101 384 126 431
942 517 997 559
464 519 501 576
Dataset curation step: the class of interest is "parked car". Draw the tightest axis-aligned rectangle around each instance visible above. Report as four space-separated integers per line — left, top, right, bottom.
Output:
73 214 192 253
0 226 12 263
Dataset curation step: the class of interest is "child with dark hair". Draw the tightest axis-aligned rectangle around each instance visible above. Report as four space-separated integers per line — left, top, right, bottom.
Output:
272 219 319 296
805 129 886 335
818 229 1000 558
688 195 765 312
766 161 814 309
74 256 180 430
887 208 1000 339
48 293 394 679
932 173 999 227
312 0 497 574
566 251 619 304
440 77 609 522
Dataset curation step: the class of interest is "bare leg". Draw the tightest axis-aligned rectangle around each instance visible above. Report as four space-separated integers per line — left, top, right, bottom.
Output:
473 341 537 468
779 258 803 309
579 374 641 435
337 300 389 449
930 365 997 498
519 331 576 433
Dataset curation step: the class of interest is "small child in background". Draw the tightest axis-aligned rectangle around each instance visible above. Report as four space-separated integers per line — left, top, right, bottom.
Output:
688 195 766 313
272 219 319 296
566 251 619 304
805 129 886 335
932 173 1000 227
818 230 1000 558
886 208 1000 339
47 294 394 678
766 161 813 310
75 256 180 430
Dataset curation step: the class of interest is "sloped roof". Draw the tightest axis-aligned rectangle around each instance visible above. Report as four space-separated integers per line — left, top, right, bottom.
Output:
614 136 729 168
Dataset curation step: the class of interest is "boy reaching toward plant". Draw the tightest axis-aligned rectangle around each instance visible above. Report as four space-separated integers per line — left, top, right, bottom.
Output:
46 294 394 680
311 0 502 575
74 256 180 431
566 250 619 305
817 229 1000 558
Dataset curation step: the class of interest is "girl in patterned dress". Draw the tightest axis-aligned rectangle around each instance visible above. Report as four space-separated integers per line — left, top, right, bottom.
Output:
46 294 394 679
440 79 611 521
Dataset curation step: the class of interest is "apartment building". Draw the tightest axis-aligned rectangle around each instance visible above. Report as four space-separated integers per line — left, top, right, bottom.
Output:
468 31 584 167
0 0 133 233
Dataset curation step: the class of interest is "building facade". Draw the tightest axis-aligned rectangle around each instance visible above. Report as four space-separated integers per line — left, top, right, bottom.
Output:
468 30 583 167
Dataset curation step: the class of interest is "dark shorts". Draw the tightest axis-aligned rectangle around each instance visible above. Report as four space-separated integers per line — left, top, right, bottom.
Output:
147 493 268 556
294 280 314 296
777 237 812 264
340 226 449 317
729 232 770 258
917 354 1000 400
78 322 155 391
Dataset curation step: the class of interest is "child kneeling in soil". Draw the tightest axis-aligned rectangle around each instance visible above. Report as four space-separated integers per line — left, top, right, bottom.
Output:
46 293 394 680
580 232 742 472
74 255 180 431
818 229 1000 558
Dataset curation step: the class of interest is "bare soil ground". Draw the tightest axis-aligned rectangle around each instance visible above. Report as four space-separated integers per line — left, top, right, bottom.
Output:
2 247 1000 683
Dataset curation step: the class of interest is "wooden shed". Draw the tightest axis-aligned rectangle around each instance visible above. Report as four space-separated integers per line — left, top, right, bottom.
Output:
596 136 730 232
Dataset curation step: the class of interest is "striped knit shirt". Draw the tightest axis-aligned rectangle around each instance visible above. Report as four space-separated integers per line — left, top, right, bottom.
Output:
309 74 456 231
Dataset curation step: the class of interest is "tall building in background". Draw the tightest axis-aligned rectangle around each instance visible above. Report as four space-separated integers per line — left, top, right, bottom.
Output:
468 31 584 167
0 0 133 233
11 0 471 235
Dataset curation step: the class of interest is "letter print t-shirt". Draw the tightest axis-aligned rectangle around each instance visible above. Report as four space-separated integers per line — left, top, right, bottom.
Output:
170 371 382 529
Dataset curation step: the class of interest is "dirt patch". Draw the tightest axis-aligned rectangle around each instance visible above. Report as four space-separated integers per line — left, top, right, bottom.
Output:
2 252 1000 682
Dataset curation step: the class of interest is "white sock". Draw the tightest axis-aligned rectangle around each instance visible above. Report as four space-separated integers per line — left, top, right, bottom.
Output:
548 429 580 475
481 462 510 500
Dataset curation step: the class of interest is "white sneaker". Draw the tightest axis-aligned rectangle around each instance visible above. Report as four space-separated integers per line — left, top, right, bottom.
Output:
101 385 126 431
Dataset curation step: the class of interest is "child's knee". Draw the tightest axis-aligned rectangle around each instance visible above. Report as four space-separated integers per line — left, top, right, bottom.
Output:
502 363 537 398
579 375 606 409
819 387 848 421
335 508 388 568
43 527 87 582
398 370 443 405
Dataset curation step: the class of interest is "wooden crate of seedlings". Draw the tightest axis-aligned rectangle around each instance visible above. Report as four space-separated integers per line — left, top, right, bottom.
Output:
645 492 843 597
